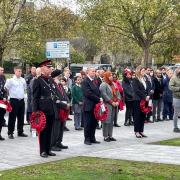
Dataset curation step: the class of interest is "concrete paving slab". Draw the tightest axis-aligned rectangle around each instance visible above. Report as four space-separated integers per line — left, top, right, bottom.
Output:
0 110 180 171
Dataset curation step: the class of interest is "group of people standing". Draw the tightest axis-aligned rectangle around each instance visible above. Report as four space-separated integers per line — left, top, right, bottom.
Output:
122 66 180 137
0 61 180 158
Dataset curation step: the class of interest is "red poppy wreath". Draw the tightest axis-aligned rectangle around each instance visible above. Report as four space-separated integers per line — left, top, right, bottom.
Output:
30 111 46 133
94 102 108 121
0 100 12 112
140 99 152 114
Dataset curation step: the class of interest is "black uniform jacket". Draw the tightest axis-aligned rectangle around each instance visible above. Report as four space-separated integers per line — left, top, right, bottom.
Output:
32 76 56 115
81 76 100 112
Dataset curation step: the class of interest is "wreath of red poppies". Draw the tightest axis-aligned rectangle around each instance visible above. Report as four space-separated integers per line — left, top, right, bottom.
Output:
94 103 108 121
0 100 12 112
140 99 152 114
30 111 46 133
58 109 69 122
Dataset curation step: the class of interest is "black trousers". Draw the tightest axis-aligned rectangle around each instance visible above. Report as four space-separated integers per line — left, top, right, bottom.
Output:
163 101 174 119
51 118 65 148
8 98 25 135
0 107 6 134
125 101 133 123
26 112 31 123
113 107 119 125
133 100 145 132
39 114 54 154
83 110 98 142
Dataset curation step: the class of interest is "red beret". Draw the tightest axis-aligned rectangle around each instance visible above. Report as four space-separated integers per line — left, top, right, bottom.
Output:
38 60 53 67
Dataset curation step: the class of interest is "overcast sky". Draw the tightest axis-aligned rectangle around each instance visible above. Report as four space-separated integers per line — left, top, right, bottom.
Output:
35 0 79 13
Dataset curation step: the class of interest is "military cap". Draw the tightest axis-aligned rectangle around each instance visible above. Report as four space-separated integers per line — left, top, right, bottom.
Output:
38 60 53 67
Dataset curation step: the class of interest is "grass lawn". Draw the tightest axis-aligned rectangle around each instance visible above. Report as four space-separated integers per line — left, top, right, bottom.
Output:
0 156 180 180
153 138 180 146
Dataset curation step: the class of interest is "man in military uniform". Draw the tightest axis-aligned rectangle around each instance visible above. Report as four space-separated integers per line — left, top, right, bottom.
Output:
32 60 56 158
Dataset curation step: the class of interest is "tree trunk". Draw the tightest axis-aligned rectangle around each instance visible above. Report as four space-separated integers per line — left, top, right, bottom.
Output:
143 47 150 67
0 47 4 67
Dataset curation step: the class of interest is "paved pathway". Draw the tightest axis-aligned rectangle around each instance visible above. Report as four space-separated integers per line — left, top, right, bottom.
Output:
0 110 180 171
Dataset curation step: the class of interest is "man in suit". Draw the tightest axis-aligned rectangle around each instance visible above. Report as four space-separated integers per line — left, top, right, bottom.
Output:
144 67 154 122
81 67 103 145
25 66 36 125
96 69 104 86
32 60 56 158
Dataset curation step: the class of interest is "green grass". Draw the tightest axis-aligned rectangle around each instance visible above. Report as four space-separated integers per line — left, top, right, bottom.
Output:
153 138 180 147
1 157 180 180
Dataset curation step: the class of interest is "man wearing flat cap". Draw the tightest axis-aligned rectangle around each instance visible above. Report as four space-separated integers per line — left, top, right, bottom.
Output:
32 60 57 158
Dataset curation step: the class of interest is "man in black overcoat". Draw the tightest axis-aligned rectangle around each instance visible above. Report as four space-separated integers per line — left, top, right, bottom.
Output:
32 60 56 158
81 67 102 145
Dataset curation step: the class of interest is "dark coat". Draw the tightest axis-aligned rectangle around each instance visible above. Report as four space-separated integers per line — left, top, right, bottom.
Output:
144 74 155 96
152 77 163 100
81 76 100 111
122 77 134 102
0 75 6 99
132 78 147 101
162 77 173 103
96 77 103 87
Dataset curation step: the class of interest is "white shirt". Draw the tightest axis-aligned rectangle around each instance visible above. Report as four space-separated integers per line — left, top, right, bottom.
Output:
87 75 94 81
140 77 147 90
5 75 26 99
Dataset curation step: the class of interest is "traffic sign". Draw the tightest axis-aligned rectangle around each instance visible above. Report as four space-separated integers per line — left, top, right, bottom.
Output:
46 41 70 58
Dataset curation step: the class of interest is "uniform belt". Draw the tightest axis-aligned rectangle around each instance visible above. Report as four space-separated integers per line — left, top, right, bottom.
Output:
10 98 24 101
40 96 52 100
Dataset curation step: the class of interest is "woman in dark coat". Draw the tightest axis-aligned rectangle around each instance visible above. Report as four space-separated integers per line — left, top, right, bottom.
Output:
50 70 70 151
132 66 150 138
122 68 134 126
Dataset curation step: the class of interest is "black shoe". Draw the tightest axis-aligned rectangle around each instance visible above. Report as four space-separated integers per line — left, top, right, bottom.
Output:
47 151 56 156
51 146 62 151
96 126 101 129
104 137 110 142
18 133 28 137
8 134 14 139
129 121 134 125
57 143 68 149
114 124 121 127
91 140 100 144
139 133 147 138
124 122 130 126
135 133 142 138
157 118 163 121
2 123 8 127
0 135 5 141
24 122 30 125
173 128 180 133
40 152 48 158
75 127 83 130
67 117 72 121
109 137 116 141
84 140 92 145
64 127 70 131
